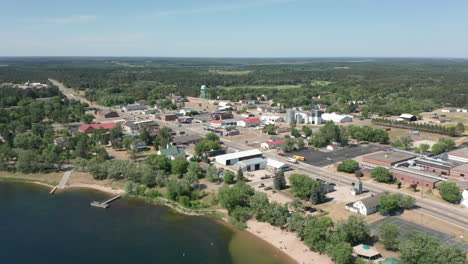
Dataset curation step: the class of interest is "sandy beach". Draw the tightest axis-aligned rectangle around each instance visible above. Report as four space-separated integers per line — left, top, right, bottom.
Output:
67 183 125 195
245 220 333 264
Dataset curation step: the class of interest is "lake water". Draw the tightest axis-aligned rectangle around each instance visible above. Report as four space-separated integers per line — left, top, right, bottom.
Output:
0 182 293 264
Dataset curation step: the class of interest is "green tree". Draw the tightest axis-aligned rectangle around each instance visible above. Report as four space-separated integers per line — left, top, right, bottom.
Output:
337 159 359 173
455 122 465 135
236 168 245 181
302 126 313 137
82 113 95 124
431 138 456 155
438 182 462 203
309 180 326 205
337 215 370 245
399 232 441 264
218 181 255 212
205 166 219 182
263 124 276 135
273 170 287 190
289 174 315 199
419 143 430 152
205 133 219 142
378 223 400 250
224 171 235 184
379 193 415 215
121 136 134 150
327 242 353 264
291 127 301 138
171 158 189 177
371 167 393 183
146 154 171 172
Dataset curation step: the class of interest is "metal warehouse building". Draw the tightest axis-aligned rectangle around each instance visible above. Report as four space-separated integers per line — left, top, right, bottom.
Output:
215 149 263 166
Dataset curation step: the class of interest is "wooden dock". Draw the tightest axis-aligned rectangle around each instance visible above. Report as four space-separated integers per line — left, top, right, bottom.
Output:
90 194 123 208
49 186 57 194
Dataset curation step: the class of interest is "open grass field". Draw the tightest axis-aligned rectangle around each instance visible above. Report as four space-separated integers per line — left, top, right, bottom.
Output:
0 171 62 186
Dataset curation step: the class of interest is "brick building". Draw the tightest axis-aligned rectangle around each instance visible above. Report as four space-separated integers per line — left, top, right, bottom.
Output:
414 158 453 176
362 152 415 167
390 168 442 189
451 163 468 178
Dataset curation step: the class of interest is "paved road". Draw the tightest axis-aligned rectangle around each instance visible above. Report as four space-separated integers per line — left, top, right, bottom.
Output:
50 78 468 229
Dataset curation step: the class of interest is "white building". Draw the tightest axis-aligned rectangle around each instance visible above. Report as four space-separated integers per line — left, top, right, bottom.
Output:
218 101 232 107
266 158 290 171
237 118 262 127
345 194 380 215
322 113 353 123
215 149 263 166
441 108 457 113
210 119 237 128
233 157 267 171
260 115 284 124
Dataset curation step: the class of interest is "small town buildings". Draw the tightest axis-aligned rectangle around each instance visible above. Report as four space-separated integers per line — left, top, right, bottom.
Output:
345 194 381 215
159 114 178 121
362 152 415 167
261 139 286 150
211 112 234 120
322 113 353 123
122 104 148 112
237 118 262 127
390 168 442 189
218 101 232 107
266 158 290 171
399 114 417 122
210 119 237 128
260 115 284 124
451 163 468 178
241 113 255 118
158 146 186 160
78 123 117 134
98 110 119 119
441 108 457 113
448 148 468 163
130 141 149 152
215 149 263 166
177 117 193 123
233 157 267 171
456 108 468 113
179 108 198 116
414 158 454 176
216 106 233 112
172 134 203 146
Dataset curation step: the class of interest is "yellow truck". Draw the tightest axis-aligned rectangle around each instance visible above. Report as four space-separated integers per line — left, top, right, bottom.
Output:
292 155 305 161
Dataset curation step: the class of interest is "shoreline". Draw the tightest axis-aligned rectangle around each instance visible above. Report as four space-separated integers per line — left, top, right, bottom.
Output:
1 178 329 264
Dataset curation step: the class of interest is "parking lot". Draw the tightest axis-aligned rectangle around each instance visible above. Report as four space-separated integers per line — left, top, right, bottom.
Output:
286 144 385 167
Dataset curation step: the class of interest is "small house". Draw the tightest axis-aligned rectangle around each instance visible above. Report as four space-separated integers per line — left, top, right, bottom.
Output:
345 194 381 215
158 146 186 160
261 139 286 150
78 123 117 134
237 118 261 127
98 110 119 119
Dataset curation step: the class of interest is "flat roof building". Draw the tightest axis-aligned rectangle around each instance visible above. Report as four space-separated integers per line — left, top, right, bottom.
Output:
451 163 468 178
233 157 267 171
362 152 415 167
215 149 263 166
448 148 468 163
390 168 443 189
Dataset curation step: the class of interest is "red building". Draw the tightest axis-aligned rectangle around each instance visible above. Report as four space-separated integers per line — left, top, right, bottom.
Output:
211 113 233 120
390 168 441 189
79 123 117 134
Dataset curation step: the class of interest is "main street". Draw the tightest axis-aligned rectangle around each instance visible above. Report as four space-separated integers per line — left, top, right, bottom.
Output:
50 78 468 230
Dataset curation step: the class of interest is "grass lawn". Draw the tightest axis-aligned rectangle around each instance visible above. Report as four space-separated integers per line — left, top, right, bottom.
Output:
0 171 62 186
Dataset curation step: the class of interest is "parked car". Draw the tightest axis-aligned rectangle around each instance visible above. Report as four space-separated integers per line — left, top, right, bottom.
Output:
257 183 265 188
277 152 284 156
287 157 298 163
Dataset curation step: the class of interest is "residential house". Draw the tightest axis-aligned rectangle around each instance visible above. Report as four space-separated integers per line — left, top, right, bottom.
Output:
345 194 381 215
158 146 186 160
237 118 262 127
261 139 286 150
98 110 119 119
78 123 117 134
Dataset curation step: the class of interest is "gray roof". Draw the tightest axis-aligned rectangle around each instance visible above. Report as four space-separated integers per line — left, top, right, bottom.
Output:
238 157 266 166
360 194 382 208
172 134 203 144
365 151 415 164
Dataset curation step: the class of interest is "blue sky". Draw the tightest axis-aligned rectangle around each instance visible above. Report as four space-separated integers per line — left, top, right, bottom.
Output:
1 0 467 57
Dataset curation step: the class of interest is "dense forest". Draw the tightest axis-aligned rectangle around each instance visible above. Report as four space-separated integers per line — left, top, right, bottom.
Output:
0 57 467 115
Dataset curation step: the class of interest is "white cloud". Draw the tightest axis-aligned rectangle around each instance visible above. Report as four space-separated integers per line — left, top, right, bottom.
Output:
47 15 96 25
